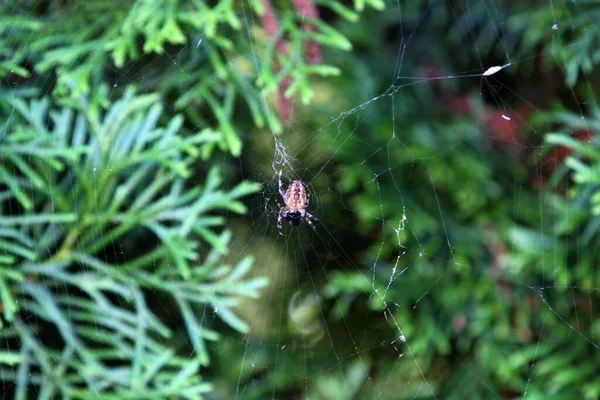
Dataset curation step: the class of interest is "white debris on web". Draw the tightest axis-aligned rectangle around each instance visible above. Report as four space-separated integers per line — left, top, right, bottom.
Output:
501 114 511 120
482 63 511 76
394 209 408 248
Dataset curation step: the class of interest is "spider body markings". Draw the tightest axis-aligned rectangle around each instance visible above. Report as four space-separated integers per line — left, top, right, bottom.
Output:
277 170 317 236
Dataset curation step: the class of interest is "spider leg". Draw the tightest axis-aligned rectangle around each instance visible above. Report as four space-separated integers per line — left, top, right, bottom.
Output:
277 206 285 236
278 169 285 198
305 212 317 231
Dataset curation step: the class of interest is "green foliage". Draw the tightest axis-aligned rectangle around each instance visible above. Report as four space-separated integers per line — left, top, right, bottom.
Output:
243 2 600 398
4 0 600 398
0 0 390 397
386 1 600 88
1 0 382 143
0 88 267 398
513 0 600 87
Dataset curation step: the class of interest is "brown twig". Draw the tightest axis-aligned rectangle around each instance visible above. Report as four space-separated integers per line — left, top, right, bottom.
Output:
258 0 292 120
292 0 322 64
258 0 287 55
258 0 322 121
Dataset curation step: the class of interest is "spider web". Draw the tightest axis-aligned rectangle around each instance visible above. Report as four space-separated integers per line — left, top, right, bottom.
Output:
1 0 599 399
231 1 600 398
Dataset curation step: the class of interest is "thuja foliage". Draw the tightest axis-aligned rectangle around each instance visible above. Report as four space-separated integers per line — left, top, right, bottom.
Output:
1 0 382 141
0 0 390 398
0 86 268 398
4 0 600 398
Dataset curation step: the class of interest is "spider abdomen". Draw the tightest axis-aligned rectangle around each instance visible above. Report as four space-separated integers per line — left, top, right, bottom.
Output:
285 181 307 209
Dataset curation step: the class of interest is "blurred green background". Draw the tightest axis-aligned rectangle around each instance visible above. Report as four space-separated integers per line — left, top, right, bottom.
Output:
2 0 600 399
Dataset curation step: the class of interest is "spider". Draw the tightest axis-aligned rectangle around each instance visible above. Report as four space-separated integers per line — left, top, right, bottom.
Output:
277 170 317 236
